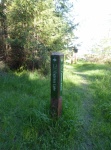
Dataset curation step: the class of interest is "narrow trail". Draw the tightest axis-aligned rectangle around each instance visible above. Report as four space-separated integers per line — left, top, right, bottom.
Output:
75 71 94 150
65 64 95 149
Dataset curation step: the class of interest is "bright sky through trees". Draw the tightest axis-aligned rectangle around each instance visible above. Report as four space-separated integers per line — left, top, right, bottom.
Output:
71 0 111 54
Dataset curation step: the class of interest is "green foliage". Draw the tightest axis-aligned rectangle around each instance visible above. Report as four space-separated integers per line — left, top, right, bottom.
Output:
1 0 76 72
0 1 7 58
79 63 111 149
0 69 78 149
73 46 78 53
0 62 111 149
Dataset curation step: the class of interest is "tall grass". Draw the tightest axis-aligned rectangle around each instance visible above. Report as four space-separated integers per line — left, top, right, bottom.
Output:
88 66 111 149
0 69 80 150
0 62 111 149
75 62 111 149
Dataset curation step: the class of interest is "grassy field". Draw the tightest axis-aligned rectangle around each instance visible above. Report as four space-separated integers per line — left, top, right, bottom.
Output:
0 62 111 150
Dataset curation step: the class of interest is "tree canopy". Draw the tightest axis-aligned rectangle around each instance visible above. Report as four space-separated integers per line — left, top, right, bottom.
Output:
0 0 77 73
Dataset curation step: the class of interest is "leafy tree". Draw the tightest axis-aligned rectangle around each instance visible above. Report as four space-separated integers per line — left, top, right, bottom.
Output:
1 0 77 73
0 0 7 61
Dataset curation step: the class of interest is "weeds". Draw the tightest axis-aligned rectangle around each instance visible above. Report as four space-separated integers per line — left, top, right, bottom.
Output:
0 62 111 149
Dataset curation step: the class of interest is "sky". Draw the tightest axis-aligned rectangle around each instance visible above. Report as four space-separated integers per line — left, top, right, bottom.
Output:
70 0 111 54
1 0 111 55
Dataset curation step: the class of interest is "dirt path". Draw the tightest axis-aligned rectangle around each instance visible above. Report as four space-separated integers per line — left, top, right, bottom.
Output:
75 72 94 150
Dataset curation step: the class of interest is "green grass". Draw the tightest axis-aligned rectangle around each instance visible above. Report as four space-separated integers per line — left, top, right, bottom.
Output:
0 69 79 150
74 62 111 149
0 62 111 149
86 66 111 149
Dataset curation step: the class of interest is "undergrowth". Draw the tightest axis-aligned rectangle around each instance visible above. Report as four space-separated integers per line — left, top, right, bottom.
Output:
0 62 111 149
0 69 79 150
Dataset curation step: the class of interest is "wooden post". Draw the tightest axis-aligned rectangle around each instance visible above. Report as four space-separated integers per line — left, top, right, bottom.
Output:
51 52 64 117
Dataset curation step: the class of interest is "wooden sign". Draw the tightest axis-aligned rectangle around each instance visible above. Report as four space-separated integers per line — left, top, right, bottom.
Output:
51 52 64 117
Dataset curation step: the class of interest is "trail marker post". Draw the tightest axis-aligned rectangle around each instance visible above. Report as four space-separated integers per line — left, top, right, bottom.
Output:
51 52 64 117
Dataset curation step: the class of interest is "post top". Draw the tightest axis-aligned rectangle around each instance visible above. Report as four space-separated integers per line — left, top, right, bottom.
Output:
51 52 64 56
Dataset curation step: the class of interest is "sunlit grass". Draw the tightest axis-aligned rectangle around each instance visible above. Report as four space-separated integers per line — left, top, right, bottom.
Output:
79 63 111 149
0 67 79 150
0 62 111 149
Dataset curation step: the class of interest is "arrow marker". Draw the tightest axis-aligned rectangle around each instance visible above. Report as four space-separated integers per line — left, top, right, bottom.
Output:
53 58 57 62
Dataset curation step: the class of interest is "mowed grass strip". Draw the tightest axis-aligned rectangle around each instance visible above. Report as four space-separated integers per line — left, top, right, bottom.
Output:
87 65 111 149
74 62 111 149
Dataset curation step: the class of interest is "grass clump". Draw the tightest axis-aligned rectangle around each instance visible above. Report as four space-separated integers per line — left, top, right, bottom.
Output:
0 62 111 149
82 63 111 150
0 68 79 150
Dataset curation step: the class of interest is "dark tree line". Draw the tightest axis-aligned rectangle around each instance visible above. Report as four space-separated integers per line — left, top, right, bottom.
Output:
0 0 77 73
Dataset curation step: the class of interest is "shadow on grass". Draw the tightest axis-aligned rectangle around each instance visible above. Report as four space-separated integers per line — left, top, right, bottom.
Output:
0 62 111 150
64 63 111 149
0 68 81 150
74 63 111 149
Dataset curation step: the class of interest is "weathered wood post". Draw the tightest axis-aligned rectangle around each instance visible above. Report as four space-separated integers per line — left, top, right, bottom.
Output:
51 52 64 117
